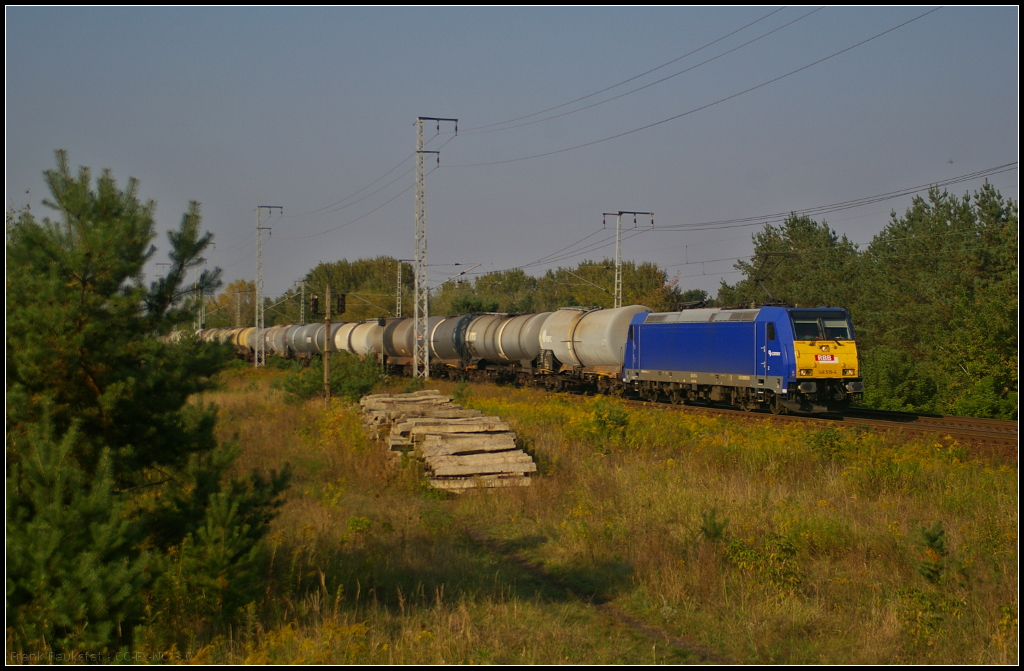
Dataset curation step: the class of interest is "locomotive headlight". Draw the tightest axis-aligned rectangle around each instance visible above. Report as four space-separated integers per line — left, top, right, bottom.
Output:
819 345 830 352
843 368 855 376
799 369 813 376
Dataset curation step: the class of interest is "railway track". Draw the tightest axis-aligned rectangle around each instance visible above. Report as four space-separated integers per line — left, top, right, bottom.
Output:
618 398 1018 461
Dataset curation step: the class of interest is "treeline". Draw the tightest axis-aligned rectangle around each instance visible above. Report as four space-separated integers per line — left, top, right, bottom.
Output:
718 184 1017 419
203 258 696 329
430 260 695 315
203 257 413 327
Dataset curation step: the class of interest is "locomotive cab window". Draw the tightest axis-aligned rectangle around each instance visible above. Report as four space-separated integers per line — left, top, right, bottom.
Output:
822 316 852 340
766 323 776 341
789 310 853 341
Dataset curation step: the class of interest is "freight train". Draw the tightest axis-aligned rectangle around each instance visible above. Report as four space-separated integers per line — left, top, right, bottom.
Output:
189 304 863 414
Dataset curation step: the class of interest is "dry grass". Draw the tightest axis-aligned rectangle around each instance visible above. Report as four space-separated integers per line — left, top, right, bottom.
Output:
184 371 1017 664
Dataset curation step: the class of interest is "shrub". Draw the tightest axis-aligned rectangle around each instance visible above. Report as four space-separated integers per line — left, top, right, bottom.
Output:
275 353 381 402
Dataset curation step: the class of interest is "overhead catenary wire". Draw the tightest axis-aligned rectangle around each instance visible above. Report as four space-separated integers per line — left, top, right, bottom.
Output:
279 136 457 240
214 209 282 256
288 165 415 221
278 163 443 241
445 7 943 169
652 162 1016 231
521 228 651 270
283 151 415 220
284 129 454 221
442 161 1015 285
462 6 788 133
462 7 825 136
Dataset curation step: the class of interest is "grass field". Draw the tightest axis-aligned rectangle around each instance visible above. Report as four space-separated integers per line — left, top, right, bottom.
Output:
171 368 1017 664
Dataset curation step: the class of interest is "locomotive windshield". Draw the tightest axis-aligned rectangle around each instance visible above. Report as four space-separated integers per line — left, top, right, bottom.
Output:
789 310 853 341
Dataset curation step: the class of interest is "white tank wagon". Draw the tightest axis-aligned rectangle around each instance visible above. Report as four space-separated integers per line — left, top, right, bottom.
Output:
428 314 475 361
313 323 347 355
164 305 652 395
283 324 305 356
357 320 386 357
463 314 508 363
495 312 552 365
536 306 650 387
266 324 294 356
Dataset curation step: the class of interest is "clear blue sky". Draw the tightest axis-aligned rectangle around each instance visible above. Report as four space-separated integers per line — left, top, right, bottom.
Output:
6 7 1018 300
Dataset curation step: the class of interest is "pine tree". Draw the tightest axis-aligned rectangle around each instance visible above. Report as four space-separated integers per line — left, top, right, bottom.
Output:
716 214 860 308
6 415 146 654
6 151 289 655
858 185 1017 417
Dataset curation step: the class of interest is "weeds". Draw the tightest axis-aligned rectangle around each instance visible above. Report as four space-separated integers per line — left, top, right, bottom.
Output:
402 376 425 393
452 380 471 406
167 374 1015 664
699 508 729 542
915 521 949 585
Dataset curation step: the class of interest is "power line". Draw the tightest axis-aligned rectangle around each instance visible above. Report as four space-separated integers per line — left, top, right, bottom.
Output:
463 7 824 136
283 152 415 219
278 139 458 240
215 209 282 257
447 7 943 168
276 128 451 223
432 161 1015 285
462 6 787 133
525 229 651 269
291 165 415 220
277 163 442 241
653 162 1017 231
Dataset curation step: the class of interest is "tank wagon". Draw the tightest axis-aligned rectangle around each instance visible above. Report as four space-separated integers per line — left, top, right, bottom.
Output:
190 304 863 414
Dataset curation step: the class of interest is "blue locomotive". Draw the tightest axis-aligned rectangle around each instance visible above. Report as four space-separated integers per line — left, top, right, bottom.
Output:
623 306 863 413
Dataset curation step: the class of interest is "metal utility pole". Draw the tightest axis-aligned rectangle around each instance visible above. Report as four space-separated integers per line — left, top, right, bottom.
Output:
191 264 209 331
414 117 457 379
299 281 306 323
324 285 331 405
603 211 653 308
395 259 408 318
255 205 282 368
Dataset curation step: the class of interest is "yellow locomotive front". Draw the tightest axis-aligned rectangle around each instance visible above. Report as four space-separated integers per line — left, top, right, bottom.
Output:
788 309 863 411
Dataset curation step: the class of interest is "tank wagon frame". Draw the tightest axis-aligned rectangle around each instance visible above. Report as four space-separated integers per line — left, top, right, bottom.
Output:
192 304 863 415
